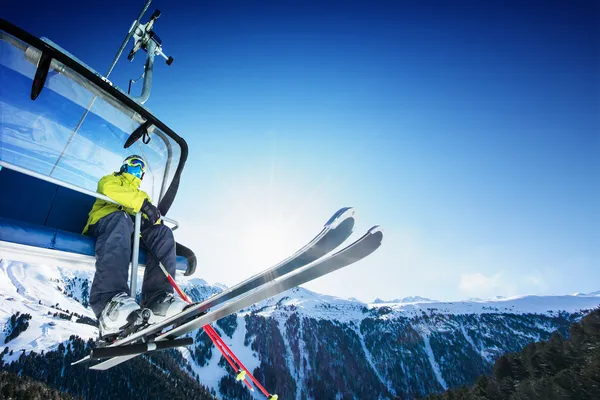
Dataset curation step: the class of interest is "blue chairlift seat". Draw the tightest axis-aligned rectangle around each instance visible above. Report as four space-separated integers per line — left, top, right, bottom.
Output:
0 167 194 275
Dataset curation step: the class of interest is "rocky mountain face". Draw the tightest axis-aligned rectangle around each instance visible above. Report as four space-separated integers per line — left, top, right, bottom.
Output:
1 260 599 399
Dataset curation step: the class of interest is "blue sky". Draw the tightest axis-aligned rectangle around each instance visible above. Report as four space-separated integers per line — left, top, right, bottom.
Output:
3 0 599 302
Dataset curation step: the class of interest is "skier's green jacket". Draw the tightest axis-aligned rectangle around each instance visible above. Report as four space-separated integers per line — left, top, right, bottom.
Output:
82 172 150 235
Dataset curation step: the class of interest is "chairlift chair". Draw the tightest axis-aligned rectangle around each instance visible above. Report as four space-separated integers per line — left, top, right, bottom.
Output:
0 18 196 296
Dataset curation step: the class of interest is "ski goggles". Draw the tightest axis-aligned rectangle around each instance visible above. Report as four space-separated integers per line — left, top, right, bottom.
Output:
124 157 146 172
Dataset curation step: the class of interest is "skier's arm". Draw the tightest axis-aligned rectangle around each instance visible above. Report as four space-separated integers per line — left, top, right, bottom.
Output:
97 174 149 212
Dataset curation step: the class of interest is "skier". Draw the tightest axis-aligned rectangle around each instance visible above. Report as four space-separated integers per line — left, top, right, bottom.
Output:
82 154 188 337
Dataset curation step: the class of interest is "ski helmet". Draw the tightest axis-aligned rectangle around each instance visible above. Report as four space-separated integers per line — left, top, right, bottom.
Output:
120 154 147 180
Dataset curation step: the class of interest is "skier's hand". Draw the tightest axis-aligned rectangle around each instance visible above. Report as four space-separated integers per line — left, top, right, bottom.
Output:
141 198 161 225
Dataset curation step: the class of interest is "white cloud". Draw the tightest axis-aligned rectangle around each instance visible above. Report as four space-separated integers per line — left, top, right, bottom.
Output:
458 271 521 299
458 270 555 299
524 272 549 291
459 272 501 296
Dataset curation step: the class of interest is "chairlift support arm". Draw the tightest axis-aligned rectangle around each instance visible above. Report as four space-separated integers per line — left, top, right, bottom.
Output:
128 9 174 104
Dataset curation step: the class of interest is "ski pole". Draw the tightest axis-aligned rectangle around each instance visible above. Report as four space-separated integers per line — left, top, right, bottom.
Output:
203 324 254 387
155 262 252 388
204 324 275 399
203 326 241 375
155 261 192 303
157 262 255 390
157 259 253 388
203 325 254 390
155 261 278 397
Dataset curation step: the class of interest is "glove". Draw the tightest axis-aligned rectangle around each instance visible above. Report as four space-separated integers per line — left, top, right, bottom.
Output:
141 198 161 225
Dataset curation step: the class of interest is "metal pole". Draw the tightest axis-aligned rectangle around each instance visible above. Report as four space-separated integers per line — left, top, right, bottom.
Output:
133 38 156 104
130 212 142 298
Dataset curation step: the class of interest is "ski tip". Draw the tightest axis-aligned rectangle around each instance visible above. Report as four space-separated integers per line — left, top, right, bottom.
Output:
368 225 383 237
268 395 279 400
326 207 355 229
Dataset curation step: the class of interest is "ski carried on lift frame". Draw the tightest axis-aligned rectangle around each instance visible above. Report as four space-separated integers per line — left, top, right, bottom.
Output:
74 206 357 364
74 218 383 370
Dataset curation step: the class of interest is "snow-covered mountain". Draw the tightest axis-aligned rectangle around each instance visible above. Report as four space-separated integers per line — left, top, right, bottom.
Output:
575 290 600 297
1 259 599 400
372 296 437 304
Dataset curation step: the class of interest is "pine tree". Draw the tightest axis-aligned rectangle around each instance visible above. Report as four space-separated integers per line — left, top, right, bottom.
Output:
509 357 528 381
540 332 566 375
493 356 512 380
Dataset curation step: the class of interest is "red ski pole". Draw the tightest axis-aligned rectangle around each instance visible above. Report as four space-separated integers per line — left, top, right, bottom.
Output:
156 263 253 388
203 325 253 390
204 324 275 398
156 262 278 399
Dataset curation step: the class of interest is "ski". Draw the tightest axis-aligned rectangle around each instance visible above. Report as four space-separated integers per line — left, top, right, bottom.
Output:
88 225 383 370
90 337 194 359
73 206 355 366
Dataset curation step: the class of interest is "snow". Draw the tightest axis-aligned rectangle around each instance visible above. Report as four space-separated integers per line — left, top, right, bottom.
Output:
1 258 599 399
0 259 257 398
247 286 365 323
0 261 94 316
0 261 97 362
278 318 301 400
178 318 263 399
581 290 600 296
459 323 479 356
357 327 395 396
215 318 262 398
213 282 229 291
184 329 228 392
373 296 437 304
235 284 600 328
368 294 600 318
421 329 448 390
296 318 310 398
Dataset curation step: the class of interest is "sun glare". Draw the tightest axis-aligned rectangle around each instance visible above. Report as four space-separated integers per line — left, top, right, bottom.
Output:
185 134 349 286
204 171 334 279
241 219 298 270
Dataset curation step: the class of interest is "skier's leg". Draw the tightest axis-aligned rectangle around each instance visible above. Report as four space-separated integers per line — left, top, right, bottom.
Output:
139 223 177 304
139 223 188 320
88 211 134 317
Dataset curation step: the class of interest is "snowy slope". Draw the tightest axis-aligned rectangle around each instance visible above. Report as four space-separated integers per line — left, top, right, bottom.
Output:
242 285 600 322
0 261 97 363
367 293 600 316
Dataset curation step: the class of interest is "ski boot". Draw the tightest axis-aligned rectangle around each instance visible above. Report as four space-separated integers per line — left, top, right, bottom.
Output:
97 293 151 342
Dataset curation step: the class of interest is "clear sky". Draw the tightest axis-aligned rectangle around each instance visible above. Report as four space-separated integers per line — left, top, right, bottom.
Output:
3 0 599 302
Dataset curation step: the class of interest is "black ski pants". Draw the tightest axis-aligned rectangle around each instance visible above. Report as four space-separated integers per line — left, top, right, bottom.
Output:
87 211 177 317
